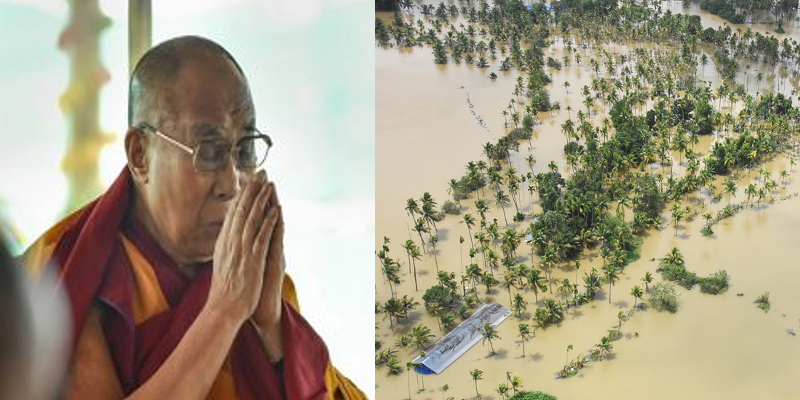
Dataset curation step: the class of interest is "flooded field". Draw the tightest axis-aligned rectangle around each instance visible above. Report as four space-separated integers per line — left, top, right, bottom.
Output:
376 2 800 399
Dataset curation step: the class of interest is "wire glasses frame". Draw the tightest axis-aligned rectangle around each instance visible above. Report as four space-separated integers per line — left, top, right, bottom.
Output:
138 123 273 172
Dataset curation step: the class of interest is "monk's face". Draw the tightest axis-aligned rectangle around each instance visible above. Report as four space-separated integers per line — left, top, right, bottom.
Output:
143 57 255 263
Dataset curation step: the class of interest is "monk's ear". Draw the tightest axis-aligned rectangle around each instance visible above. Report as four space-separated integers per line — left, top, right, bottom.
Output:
125 126 149 184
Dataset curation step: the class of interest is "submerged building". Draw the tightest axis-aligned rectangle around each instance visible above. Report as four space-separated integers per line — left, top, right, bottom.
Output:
412 303 512 374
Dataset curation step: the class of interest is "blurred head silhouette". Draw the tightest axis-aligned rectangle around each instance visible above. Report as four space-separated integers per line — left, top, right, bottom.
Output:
0 236 70 400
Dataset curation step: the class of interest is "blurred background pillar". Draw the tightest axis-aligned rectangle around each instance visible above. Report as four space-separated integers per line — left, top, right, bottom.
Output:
128 0 152 76
58 0 112 214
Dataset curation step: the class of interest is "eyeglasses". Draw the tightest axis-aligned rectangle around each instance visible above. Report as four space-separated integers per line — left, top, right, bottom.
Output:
138 123 273 172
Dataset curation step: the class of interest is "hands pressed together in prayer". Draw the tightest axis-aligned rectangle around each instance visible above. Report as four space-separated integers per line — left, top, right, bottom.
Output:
207 169 285 362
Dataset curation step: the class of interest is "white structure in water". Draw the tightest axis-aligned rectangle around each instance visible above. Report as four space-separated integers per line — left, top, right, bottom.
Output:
411 303 511 374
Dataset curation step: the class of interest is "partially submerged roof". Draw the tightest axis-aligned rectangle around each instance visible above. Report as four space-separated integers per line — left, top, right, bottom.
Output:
412 303 512 374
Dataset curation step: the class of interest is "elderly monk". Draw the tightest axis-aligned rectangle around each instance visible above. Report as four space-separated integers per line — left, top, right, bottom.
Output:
22 36 365 400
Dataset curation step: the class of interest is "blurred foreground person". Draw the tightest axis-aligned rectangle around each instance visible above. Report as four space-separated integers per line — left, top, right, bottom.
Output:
22 36 364 400
1 236 70 400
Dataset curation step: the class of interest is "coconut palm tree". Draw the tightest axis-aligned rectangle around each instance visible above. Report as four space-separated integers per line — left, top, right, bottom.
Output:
413 218 429 246
447 178 462 209
470 369 483 397
617 310 629 333
462 213 476 249
475 199 490 223
405 198 421 226
724 179 737 205
595 336 613 360
631 285 643 308
543 299 564 324
383 298 402 329
412 324 434 349
565 344 573 367
502 270 517 303
780 169 789 189
512 293 528 318
517 323 533 357
430 234 440 274
409 244 422 291
642 271 653 292
510 375 523 396
495 190 511 226
526 268 548 304
480 323 501 355
496 384 510 400
604 265 620 303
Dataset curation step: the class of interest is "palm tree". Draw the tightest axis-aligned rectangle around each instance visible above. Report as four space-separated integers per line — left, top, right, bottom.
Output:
496 384 510 400
410 243 422 291
495 190 511 226
724 179 737 205
642 272 653 292
780 170 789 189
604 265 619 303
512 293 528 318
405 362 413 399
383 298 402 329
631 285 643 308
584 267 603 298
543 299 564 324
563 80 570 94
413 217 429 247
517 323 533 357
470 369 483 397
475 199 490 223
565 344 573 367
447 178 462 210
405 198 421 226
480 322 500 355
430 235 440 274
459 236 465 273
412 324 434 349
462 214 476 249
510 375 523 396
502 270 517 303
745 183 757 206
526 268 548 304
756 72 763 92
595 336 613 360
617 310 628 333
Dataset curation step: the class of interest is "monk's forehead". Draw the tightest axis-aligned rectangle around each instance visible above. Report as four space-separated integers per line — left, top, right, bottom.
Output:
163 57 254 139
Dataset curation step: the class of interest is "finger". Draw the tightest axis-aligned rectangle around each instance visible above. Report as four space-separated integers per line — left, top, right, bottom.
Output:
253 205 279 262
243 181 273 246
266 210 285 281
266 208 284 267
266 179 280 209
231 170 266 236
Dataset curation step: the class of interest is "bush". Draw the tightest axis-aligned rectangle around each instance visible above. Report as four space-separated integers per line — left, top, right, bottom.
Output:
442 200 460 215
422 285 461 310
698 270 729 294
658 260 698 289
509 391 557 400
754 291 770 313
650 281 679 313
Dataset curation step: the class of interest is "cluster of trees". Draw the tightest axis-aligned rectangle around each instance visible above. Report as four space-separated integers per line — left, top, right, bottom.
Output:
656 248 730 294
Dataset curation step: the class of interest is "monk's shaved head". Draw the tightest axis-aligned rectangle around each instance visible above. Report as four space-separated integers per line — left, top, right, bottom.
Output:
128 36 249 128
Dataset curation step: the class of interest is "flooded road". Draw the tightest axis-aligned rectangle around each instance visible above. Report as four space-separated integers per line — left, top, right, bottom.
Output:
376 3 800 399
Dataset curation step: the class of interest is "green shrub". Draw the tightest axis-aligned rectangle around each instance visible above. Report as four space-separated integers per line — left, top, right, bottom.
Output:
650 281 679 313
698 270 729 294
442 200 460 215
510 391 557 400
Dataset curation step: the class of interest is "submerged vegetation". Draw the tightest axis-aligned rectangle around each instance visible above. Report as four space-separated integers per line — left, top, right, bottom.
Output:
377 0 799 397
656 247 730 294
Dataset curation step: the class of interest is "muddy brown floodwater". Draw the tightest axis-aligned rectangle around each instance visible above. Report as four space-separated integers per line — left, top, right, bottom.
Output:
377 3 800 400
